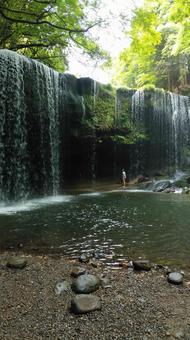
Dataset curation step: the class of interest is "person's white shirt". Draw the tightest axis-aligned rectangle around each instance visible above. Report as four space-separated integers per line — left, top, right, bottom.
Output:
122 170 126 179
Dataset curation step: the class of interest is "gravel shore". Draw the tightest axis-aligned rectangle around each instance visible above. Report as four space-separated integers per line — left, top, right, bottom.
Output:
1 252 190 340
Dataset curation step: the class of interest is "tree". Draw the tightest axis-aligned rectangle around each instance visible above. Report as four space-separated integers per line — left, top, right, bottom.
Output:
0 0 106 71
112 0 190 93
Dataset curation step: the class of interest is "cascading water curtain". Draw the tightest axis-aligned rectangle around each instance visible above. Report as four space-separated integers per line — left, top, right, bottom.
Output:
0 50 62 200
131 90 145 175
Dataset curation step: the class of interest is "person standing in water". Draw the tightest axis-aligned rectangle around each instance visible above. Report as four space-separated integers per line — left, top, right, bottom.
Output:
122 169 127 187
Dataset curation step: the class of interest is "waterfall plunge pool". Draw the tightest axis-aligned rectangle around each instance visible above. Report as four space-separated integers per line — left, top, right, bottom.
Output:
0 189 190 269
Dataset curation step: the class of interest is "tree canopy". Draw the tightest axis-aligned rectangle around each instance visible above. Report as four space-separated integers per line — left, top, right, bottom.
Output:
112 0 190 94
0 0 106 71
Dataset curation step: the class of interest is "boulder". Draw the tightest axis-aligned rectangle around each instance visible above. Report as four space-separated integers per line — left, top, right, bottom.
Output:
168 272 183 285
137 176 149 183
152 180 171 192
6 256 27 269
71 294 101 314
164 187 175 193
72 274 101 294
133 260 152 271
183 187 190 194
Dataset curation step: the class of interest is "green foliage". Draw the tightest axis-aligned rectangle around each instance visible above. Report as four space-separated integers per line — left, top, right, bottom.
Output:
81 86 147 145
0 0 105 70
112 130 147 145
112 0 190 93
82 90 115 131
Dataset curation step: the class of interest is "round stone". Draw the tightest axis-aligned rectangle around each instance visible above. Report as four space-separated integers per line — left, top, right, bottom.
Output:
168 272 183 285
72 274 101 294
71 294 101 314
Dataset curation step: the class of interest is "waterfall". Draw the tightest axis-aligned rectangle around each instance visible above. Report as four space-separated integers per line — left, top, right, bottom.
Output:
0 50 29 200
170 93 190 170
131 89 190 175
91 79 98 181
1 49 190 196
131 90 145 175
31 61 60 196
113 93 118 178
0 50 84 201
81 96 86 117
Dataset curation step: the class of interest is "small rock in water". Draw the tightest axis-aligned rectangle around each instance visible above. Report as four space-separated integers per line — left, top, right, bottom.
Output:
70 267 86 278
168 272 183 285
79 254 90 263
54 280 70 295
6 256 27 269
133 260 152 271
71 294 101 314
72 274 101 294
93 251 104 260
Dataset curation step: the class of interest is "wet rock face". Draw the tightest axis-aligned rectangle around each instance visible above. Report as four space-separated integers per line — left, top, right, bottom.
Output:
71 294 101 314
72 274 101 294
152 180 171 192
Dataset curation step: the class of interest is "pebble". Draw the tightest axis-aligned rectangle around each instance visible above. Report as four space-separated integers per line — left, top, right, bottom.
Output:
70 267 86 278
101 277 112 289
79 254 90 263
54 280 70 295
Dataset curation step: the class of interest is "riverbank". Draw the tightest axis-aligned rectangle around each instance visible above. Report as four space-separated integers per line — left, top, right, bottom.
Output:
1 252 190 339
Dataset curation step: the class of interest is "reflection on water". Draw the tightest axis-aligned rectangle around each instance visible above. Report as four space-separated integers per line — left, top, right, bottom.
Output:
0 190 190 268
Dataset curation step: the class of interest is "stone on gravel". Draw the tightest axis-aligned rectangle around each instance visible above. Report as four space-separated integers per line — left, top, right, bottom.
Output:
6 256 27 269
54 280 70 295
79 254 90 263
174 330 185 338
72 274 101 293
70 267 86 278
101 277 112 289
133 260 152 271
168 272 183 285
71 294 101 314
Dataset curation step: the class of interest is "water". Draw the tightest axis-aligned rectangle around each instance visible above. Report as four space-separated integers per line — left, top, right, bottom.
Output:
0 189 190 268
131 90 145 174
0 50 85 200
131 89 190 174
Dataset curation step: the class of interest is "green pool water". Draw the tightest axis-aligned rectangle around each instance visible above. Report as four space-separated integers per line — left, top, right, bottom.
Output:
0 189 190 268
